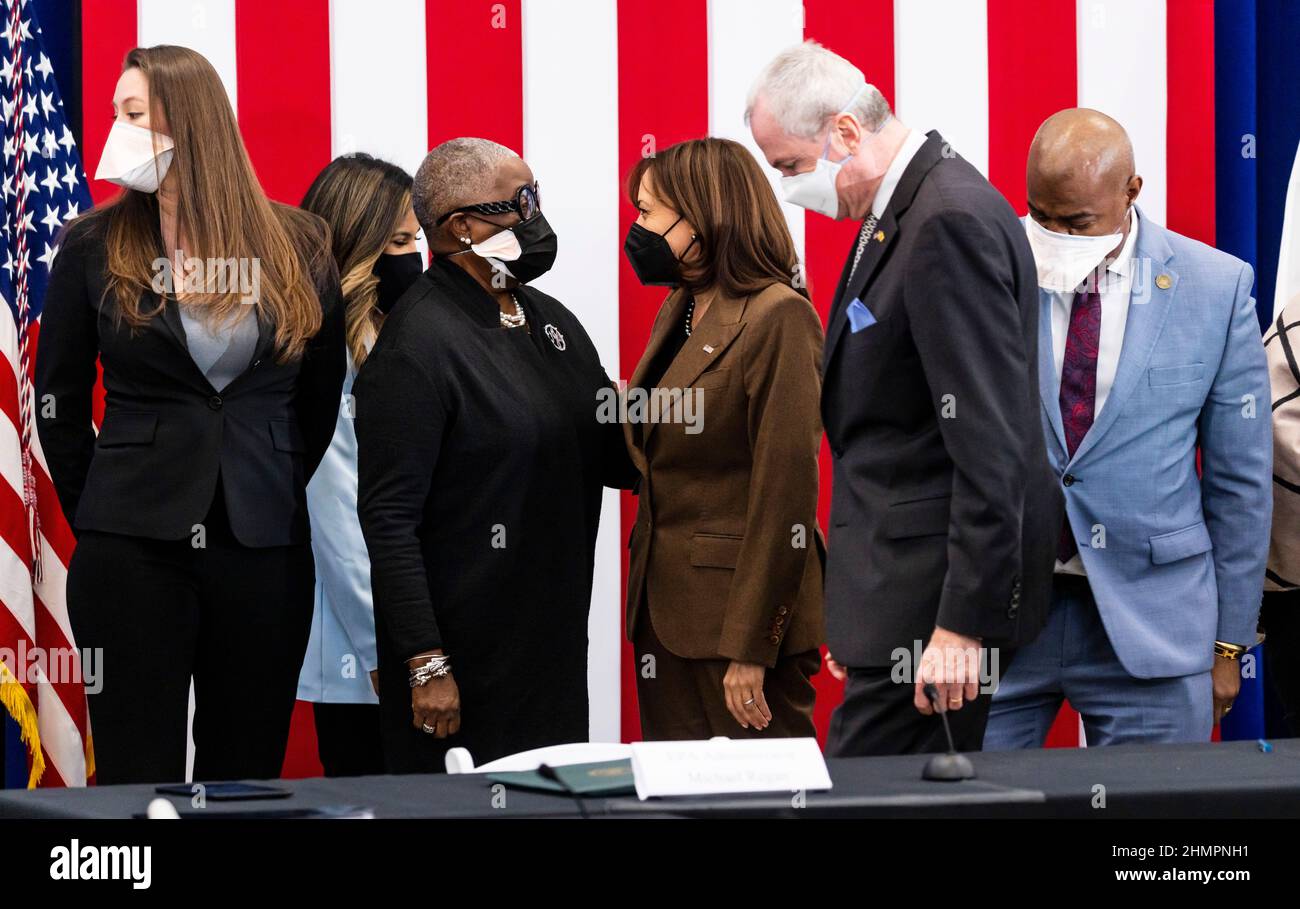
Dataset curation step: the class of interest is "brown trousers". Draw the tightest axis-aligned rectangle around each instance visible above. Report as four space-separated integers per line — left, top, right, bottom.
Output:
634 607 820 740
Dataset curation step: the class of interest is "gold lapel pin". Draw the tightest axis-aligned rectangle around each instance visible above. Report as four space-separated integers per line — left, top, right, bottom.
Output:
874 230 886 242
1155 274 1172 290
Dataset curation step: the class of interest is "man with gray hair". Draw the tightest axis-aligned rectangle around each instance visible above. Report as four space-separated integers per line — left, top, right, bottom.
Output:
748 41 1060 757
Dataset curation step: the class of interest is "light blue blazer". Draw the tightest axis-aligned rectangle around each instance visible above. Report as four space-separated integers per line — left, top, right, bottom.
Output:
1040 209 1272 679
297 351 379 704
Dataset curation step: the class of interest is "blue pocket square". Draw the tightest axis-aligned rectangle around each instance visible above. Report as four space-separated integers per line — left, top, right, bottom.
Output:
847 298 877 333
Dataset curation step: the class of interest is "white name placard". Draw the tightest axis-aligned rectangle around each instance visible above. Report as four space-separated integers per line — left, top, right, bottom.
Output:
629 737 832 800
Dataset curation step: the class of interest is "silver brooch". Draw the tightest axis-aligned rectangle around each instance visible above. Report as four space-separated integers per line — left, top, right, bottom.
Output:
544 324 566 350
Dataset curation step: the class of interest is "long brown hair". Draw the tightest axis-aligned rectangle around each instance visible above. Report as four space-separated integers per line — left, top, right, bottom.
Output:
300 154 413 368
625 137 808 300
95 45 327 361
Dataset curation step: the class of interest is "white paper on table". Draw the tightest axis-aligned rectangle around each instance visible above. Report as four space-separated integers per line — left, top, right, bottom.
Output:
629 736 832 801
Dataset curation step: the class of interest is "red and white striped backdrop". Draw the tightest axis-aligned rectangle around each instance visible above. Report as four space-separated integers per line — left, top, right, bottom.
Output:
78 0 1215 749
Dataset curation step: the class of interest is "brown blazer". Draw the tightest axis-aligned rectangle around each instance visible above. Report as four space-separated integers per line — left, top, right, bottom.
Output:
624 281 826 667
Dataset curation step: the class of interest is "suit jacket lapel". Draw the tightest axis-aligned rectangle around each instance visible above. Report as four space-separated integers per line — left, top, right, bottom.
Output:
248 303 275 366
824 130 947 372
627 288 689 392
1039 288 1067 456
155 294 274 393
156 294 188 352
824 208 898 367
639 291 746 449
1067 210 1177 465
624 288 690 465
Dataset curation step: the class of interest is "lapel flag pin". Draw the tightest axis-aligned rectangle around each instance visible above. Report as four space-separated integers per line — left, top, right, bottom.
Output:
1155 274 1172 290
703 344 715 354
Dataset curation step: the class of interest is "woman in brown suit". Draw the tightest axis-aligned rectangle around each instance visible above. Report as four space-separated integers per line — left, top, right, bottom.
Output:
620 138 825 739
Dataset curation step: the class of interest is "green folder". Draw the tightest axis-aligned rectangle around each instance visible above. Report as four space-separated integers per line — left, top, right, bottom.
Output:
485 759 636 796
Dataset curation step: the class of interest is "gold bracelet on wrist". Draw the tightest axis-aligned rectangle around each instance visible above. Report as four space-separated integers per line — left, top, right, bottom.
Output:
1214 640 1248 660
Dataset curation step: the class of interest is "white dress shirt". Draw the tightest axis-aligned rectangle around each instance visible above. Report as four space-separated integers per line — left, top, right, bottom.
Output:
871 126 928 219
1052 206 1139 575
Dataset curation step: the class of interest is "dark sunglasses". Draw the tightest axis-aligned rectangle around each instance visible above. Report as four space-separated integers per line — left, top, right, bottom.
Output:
435 182 541 226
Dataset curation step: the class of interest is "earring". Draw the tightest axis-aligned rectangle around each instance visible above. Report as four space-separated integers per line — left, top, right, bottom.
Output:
459 236 471 244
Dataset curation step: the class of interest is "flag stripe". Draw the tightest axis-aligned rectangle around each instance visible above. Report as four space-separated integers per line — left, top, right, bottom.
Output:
615 0 710 743
1077 0 1167 223
234 0 333 206
895 0 990 177
987 0 1077 215
707 0 805 257
137 0 239 111
426 0 523 153
329 0 428 176
801 0 895 746
79 0 135 204
1166 0 1215 246
521 0 622 742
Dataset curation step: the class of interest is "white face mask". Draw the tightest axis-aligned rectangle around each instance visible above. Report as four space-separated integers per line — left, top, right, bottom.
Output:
94 120 175 193
468 227 522 278
780 84 885 219
1024 212 1126 293
782 155 848 219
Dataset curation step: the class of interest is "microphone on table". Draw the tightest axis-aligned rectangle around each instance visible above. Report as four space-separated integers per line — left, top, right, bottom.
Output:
537 763 590 820
921 683 977 781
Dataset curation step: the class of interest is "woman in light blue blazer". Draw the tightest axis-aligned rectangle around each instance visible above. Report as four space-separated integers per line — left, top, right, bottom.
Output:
298 154 422 776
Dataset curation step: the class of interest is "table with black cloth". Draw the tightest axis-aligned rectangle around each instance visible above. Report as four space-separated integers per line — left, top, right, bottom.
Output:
2 740 1297 819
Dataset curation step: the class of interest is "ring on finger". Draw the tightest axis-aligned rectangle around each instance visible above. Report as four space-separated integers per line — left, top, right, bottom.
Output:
422 722 436 734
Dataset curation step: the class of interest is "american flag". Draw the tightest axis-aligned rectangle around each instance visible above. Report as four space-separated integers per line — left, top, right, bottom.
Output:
0 0 92 788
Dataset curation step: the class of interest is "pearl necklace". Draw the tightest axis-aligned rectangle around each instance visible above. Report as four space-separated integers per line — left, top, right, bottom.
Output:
500 293 526 329
683 296 696 337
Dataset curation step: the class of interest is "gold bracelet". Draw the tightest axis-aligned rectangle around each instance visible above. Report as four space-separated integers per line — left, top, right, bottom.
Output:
1214 640 1248 660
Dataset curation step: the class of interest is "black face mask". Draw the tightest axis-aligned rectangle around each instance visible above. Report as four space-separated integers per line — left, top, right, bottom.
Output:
624 217 693 287
466 213 559 286
372 251 423 314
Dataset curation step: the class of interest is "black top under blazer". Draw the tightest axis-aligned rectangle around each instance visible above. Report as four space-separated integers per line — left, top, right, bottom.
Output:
821 130 1063 667
35 208 347 548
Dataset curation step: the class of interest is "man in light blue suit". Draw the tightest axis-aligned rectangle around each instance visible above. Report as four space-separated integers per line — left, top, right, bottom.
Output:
986 109 1272 747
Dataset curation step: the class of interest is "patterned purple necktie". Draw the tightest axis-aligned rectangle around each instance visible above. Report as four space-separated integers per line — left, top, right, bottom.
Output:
1057 287 1101 562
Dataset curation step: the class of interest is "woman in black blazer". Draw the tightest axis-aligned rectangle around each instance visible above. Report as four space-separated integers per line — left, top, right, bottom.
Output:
35 46 345 785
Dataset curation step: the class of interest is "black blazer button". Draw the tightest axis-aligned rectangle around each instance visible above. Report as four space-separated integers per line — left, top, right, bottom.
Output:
1062 473 1075 487
207 395 223 411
